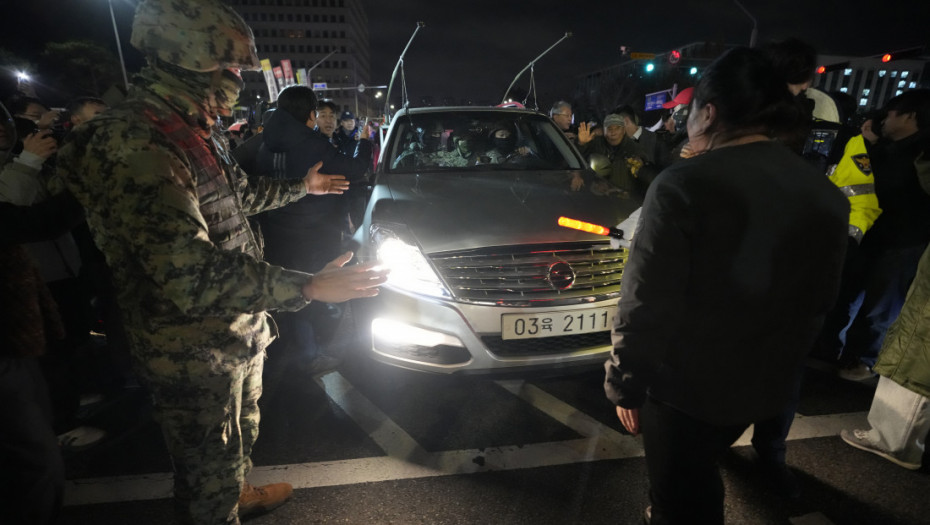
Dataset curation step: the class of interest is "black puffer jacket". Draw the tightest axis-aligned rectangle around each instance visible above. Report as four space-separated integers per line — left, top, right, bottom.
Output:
255 109 372 228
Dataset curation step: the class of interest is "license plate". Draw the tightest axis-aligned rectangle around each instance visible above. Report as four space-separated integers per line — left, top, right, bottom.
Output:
501 306 617 340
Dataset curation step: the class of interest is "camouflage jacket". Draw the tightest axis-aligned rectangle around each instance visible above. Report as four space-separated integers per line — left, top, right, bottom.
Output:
54 84 311 359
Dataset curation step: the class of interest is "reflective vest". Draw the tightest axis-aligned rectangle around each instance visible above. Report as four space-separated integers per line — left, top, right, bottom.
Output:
827 134 882 242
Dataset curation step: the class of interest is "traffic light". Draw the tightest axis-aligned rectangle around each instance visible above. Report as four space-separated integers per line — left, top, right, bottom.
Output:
668 50 681 64
645 62 655 73
689 66 698 76
878 46 924 62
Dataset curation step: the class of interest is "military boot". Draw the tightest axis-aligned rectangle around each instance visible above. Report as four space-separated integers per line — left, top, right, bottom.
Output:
238 482 293 517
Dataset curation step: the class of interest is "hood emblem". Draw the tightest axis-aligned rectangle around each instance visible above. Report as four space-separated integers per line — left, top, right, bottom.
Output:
546 261 576 290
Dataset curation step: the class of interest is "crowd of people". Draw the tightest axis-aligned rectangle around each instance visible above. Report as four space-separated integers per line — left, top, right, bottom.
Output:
2 0 929 524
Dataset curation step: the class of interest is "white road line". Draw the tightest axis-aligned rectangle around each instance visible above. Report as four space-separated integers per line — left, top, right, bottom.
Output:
62 372 868 507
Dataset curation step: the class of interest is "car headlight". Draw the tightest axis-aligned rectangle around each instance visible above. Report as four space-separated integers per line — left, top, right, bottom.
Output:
372 225 451 299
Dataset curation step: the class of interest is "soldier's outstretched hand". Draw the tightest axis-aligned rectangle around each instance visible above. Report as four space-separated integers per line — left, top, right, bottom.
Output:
304 161 350 195
302 251 389 303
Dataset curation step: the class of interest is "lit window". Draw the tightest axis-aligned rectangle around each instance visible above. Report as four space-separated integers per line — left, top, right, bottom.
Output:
896 90 903 96
891 71 898 78
862 88 870 96
844 68 852 76
840 87 848 93
902 71 909 78
911 82 918 89
899 80 906 88
879 70 886 77
859 98 868 106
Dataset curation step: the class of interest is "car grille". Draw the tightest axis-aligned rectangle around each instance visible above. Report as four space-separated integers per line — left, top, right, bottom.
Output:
481 331 611 357
429 242 627 307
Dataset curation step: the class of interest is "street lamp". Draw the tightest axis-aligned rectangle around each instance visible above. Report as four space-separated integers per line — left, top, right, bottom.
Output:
108 0 130 91
307 50 337 87
732 0 758 48
15 71 33 95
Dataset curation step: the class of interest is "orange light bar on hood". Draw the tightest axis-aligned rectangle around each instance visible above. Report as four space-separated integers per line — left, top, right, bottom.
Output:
558 216 624 240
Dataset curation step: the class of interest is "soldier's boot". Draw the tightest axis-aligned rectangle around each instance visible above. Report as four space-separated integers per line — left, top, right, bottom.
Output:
238 482 293 517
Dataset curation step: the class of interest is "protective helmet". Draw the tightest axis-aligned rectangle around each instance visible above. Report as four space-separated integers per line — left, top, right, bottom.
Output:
131 0 260 72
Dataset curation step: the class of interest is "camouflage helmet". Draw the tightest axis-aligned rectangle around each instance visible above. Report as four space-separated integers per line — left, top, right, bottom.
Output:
131 0 260 72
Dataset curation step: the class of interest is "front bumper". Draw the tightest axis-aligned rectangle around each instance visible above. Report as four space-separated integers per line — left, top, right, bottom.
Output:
360 286 616 375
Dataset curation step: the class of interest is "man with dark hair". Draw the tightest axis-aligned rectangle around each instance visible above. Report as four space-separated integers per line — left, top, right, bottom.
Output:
256 85 373 375
66 97 108 127
834 89 930 380
6 95 60 131
316 100 371 234
316 100 339 139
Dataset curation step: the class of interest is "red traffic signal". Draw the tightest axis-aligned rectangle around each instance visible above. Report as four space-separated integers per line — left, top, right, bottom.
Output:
818 61 850 74
669 49 681 64
878 47 924 63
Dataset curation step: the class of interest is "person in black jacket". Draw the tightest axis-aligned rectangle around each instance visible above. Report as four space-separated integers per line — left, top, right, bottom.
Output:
0 192 84 525
603 48 849 525
833 90 930 381
255 86 373 375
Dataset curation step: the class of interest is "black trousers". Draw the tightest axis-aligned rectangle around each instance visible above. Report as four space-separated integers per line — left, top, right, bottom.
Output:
641 397 748 525
0 356 64 525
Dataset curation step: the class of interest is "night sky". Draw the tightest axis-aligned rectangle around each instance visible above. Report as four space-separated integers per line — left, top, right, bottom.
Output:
3 0 928 107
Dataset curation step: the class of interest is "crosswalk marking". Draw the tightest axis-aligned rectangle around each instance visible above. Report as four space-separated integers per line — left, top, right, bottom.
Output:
62 372 869 507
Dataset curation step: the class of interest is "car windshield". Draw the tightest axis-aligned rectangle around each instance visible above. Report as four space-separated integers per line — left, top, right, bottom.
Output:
385 110 583 172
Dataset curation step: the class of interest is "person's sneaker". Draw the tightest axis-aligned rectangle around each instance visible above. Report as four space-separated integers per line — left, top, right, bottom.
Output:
300 354 342 376
840 429 921 470
58 426 106 451
238 482 293 517
837 362 876 382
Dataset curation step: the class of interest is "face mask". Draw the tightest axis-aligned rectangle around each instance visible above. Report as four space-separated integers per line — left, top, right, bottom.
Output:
211 68 244 117
492 136 516 153
672 107 690 133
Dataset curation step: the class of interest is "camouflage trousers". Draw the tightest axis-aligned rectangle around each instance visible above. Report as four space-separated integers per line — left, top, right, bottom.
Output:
133 345 264 525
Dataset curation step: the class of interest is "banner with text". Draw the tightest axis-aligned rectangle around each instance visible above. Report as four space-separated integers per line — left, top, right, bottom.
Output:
281 59 296 87
260 59 279 102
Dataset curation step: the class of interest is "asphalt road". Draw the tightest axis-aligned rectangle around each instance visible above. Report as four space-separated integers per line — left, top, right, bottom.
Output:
59 306 930 525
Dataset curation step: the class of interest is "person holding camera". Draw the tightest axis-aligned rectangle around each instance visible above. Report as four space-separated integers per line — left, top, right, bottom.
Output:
1 95 106 451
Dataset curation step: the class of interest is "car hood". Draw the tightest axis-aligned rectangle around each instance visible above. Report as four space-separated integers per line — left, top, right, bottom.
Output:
370 170 640 254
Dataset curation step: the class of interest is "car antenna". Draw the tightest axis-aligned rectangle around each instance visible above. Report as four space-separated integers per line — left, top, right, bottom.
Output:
501 32 572 110
383 21 425 129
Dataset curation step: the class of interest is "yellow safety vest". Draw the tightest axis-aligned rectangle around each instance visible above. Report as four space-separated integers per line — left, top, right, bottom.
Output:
827 134 882 242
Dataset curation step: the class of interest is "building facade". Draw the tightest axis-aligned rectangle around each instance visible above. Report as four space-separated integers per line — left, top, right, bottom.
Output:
574 43 928 124
224 0 372 119
813 55 927 114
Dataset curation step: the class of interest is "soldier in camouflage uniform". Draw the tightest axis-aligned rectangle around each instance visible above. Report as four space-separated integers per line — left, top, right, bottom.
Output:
52 1 387 524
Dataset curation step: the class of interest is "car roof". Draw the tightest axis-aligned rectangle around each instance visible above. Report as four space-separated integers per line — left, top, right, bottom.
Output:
393 106 547 118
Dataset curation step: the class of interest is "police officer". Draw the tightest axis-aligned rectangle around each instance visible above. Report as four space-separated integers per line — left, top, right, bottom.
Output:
53 1 387 523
